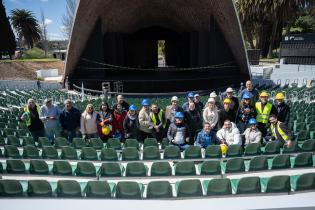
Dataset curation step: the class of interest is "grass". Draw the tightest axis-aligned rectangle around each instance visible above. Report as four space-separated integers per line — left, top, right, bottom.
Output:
1 58 59 63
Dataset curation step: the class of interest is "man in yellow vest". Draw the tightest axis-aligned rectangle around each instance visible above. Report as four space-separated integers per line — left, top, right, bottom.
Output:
268 114 293 148
255 91 277 138
150 103 166 142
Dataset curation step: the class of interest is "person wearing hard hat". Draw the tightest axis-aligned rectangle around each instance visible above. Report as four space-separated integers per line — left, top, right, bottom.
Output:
236 92 256 133
195 122 218 149
194 93 204 112
167 112 190 150
222 87 239 113
138 99 153 142
216 119 241 147
149 103 166 142
243 118 262 145
165 96 184 127
123 105 139 140
255 91 277 138
274 92 290 125
182 92 201 113
268 114 293 147
209 91 223 110
218 98 236 128
98 102 113 142
203 98 218 129
240 80 259 104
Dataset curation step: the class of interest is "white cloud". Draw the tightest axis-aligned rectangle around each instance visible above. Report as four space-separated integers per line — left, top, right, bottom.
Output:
44 18 53 25
40 0 49 2
48 33 66 41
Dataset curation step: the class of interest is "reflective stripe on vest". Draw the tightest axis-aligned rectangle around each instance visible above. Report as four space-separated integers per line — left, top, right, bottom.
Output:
271 122 289 141
150 110 166 128
255 102 272 124
24 104 40 127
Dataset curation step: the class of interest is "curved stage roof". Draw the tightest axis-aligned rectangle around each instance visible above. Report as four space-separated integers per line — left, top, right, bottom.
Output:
65 0 251 92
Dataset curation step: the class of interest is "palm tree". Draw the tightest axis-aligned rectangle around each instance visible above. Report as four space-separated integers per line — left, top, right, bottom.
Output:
10 9 41 49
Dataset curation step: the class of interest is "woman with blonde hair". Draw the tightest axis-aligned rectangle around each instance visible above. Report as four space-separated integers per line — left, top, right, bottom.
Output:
203 98 218 129
81 104 100 140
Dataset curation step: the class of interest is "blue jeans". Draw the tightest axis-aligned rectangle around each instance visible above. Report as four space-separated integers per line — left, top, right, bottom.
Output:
66 130 81 143
172 143 189 151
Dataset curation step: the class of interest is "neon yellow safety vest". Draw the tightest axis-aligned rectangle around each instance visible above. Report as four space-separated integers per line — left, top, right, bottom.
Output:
255 102 272 124
150 110 166 128
270 122 289 141
23 104 40 126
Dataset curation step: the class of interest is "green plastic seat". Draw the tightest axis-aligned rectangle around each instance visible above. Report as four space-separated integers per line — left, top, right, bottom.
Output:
226 144 242 157
205 145 222 158
38 137 50 148
264 141 280 155
184 146 202 159
150 162 172 176
0 180 23 197
73 138 86 149
295 130 309 141
85 181 111 198
0 137 5 146
244 143 261 156
295 173 315 191
301 139 315 152
22 136 35 146
29 160 49 174
16 129 29 137
52 161 72 176
42 146 59 159
206 178 232 196
122 147 139 161
23 145 39 159
282 141 299 153
99 162 122 177
144 138 158 148
57 180 82 197
177 179 203 197
27 180 52 197
161 138 169 149
225 158 245 173
294 152 313 168
61 146 78 160
164 146 181 159
294 122 306 133
147 181 173 199
54 137 68 148
7 135 21 147
4 128 15 137
90 138 104 149
175 161 196 176
0 162 3 173
126 162 147 177
271 154 291 169
6 160 26 174
143 146 160 160
107 138 122 150
75 162 96 177
4 145 21 158
200 160 221 175
80 147 98 160
265 175 291 193
100 148 118 161
115 181 141 199
236 177 261 194
248 156 268 171
124 139 139 149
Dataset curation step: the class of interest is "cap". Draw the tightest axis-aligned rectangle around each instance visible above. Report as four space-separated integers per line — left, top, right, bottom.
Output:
141 99 150 106
187 92 194 98
248 118 257 125
275 92 285 100
129 105 137 111
242 92 253 100
194 93 200 97
260 91 269 97
175 112 184 119
208 98 215 103
223 98 232 104
210 92 217 98
226 87 234 93
171 96 178 102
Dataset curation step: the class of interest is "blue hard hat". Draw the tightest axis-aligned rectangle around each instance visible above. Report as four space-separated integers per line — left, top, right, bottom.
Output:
248 118 257 125
129 105 137 111
187 92 194 98
141 99 150 106
242 92 253 100
175 112 184 119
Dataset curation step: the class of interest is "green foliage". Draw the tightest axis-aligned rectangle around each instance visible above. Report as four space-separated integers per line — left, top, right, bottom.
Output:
294 15 315 33
22 47 53 59
0 0 16 57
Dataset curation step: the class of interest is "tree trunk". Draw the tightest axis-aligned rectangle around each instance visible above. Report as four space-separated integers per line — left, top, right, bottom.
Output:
267 19 279 59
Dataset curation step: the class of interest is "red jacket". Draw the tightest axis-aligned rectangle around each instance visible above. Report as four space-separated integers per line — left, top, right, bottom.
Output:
112 111 127 133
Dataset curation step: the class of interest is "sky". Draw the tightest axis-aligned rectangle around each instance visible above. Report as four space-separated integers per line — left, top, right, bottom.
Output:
3 0 68 40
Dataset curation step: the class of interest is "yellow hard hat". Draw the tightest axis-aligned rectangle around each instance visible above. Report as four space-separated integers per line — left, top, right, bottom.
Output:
102 126 111 135
220 144 228 154
260 91 269 97
223 98 231 104
275 92 285 100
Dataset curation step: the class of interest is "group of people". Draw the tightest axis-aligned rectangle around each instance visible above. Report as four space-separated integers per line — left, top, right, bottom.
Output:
20 80 294 151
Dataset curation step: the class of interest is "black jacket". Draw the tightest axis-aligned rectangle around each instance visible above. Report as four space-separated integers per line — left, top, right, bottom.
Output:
60 107 81 131
274 102 290 125
218 109 236 129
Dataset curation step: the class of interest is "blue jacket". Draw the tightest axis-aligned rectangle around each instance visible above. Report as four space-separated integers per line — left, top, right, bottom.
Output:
59 107 81 131
194 130 218 149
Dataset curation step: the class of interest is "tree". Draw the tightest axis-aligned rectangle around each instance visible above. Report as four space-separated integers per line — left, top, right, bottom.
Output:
10 9 41 49
0 0 16 59
62 0 78 39
40 9 48 57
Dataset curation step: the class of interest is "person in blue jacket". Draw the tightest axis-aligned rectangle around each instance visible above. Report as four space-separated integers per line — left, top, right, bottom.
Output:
194 122 218 149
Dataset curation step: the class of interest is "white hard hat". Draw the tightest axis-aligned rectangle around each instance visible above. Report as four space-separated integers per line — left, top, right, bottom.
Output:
210 92 217 98
171 96 178 102
194 93 200 97
226 87 234 92
208 98 215 103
